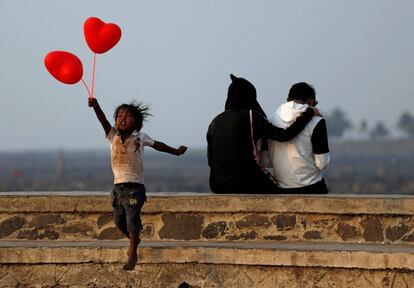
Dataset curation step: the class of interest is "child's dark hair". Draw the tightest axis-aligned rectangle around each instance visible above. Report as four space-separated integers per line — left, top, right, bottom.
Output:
287 82 316 102
114 102 151 131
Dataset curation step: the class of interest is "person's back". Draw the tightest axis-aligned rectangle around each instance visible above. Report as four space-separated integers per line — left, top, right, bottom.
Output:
268 83 330 193
207 74 266 193
207 108 256 192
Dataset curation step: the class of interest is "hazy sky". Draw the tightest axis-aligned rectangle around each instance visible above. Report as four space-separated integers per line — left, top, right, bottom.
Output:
1 1 414 151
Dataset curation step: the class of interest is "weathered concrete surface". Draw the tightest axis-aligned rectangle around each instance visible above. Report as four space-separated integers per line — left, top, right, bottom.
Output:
1 193 414 244
1 240 414 270
1 264 413 288
1 263 413 288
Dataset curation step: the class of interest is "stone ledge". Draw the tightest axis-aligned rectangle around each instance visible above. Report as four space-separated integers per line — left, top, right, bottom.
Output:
1 193 414 245
1 192 414 215
1 240 413 270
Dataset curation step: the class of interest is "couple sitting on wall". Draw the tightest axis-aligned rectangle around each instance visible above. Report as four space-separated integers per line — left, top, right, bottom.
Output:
207 74 330 194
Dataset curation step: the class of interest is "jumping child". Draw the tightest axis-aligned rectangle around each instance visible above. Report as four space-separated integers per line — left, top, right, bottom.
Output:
88 98 187 270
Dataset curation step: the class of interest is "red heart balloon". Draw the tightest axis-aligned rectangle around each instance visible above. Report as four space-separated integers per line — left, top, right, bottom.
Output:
84 17 122 54
44 51 83 85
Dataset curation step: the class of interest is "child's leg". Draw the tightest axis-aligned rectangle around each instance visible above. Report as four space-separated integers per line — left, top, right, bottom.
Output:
112 188 129 238
126 231 141 255
113 209 129 238
123 231 140 270
122 184 146 270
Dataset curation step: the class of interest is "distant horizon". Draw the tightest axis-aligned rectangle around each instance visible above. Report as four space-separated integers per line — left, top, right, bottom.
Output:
1 137 413 154
1 138 413 194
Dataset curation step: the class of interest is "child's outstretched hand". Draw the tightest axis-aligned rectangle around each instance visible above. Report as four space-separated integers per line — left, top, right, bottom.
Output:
153 142 187 155
88 97 98 108
177 146 188 155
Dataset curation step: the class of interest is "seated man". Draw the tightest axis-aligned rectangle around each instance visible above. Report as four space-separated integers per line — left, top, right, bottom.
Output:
207 75 318 194
268 82 330 193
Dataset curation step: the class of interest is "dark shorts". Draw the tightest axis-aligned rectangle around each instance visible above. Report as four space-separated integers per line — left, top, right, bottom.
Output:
111 183 146 235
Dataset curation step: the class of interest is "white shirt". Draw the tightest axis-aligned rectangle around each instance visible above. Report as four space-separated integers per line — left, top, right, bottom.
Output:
268 101 330 188
107 127 155 184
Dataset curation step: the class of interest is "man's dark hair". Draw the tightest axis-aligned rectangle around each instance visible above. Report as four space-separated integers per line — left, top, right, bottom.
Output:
287 82 316 102
114 102 151 131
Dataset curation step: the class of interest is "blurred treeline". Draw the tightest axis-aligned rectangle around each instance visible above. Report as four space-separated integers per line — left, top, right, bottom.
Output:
325 108 414 140
1 139 413 194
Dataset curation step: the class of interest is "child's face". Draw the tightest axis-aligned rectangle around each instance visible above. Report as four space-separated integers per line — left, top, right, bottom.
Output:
115 108 137 132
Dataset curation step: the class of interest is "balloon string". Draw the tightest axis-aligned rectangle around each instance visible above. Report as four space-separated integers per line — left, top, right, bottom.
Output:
91 53 96 98
81 78 92 99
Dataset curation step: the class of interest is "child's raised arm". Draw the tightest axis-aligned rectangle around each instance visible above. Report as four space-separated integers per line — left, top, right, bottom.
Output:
88 98 112 136
152 141 187 156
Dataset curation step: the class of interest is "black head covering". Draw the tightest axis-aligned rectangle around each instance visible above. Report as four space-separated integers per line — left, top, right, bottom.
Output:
225 74 266 116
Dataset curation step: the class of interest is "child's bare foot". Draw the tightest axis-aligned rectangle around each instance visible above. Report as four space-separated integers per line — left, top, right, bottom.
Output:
123 255 137 271
124 232 140 270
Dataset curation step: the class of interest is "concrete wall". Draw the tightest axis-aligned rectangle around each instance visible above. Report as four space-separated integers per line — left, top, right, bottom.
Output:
1 193 414 287
1 193 413 244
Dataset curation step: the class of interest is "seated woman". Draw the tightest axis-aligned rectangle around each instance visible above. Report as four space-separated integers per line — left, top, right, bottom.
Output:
206 74 318 194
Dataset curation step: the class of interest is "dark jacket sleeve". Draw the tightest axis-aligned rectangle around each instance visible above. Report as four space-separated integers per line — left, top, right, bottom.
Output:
206 135 211 167
253 108 315 142
311 119 330 154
